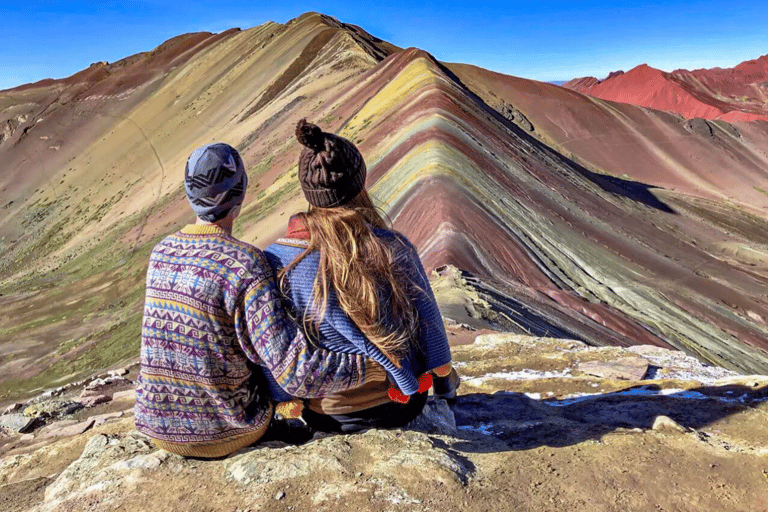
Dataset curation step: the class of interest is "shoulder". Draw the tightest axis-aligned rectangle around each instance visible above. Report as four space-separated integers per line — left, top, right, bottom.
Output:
372 227 417 257
264 241 309 267
232 237 265 261
217 236 274 283
152 230 184 250
372 226 410 244
148 231 186 260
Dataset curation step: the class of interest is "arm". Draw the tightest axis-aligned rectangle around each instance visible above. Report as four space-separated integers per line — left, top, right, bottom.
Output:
264 246 417 392
396 236 459 399
397 236 452 371
234 258 371 399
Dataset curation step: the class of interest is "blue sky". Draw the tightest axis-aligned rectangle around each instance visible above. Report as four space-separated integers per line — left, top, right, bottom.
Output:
1 1 767 90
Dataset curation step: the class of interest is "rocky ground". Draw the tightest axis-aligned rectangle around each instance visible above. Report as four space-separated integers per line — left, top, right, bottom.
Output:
1 331 767 512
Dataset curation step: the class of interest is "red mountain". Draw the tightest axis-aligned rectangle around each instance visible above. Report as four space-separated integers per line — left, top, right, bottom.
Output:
564 55 768 121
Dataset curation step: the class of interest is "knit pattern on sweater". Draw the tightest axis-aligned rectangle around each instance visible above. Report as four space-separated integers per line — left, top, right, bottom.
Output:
135 225 366 446
264 225 452 399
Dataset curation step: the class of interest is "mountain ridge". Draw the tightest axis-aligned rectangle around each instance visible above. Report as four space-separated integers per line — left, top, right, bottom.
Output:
2 11 768 406
564 54 768 121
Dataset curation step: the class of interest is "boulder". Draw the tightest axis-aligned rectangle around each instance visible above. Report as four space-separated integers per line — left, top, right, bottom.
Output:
225 429 473 488
23 400 84 419
38 420 79 436
91 412 124 425
42 419 95 439
3 403 24 415
0 413 39 433
111 389 136 401
108 368 130 378
684 117 714 137
577 357 649 380
407 398 458 436
85 376 130 392
652 415 688 434
77 395 112 408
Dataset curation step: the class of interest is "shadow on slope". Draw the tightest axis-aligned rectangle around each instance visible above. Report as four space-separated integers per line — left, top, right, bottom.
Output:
569 167 675 214
451 383 768 453
435 60 676 214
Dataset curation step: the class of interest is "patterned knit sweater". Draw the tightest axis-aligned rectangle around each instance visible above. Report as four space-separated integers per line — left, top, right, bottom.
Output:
135 224 370 458
264 216 452 404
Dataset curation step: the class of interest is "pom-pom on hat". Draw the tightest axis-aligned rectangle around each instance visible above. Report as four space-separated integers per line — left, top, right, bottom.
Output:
295 119 367 208
184 143 247 222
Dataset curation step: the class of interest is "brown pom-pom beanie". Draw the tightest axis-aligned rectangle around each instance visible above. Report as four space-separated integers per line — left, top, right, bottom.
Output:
295 119 367 208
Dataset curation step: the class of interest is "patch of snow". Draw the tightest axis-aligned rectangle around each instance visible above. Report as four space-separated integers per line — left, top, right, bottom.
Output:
535 386 768 407
627 345 741 382
457 422 504 436
461 368 572 386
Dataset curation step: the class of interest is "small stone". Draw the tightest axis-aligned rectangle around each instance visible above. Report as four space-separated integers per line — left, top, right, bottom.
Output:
92 411 124 425
85 376 130 393
2 403 23 415
112 389 136 401
77 394 112 407
20 433 35 442
275 490 285 500
652 415 687 433
85 378 107 391
109 368 130 377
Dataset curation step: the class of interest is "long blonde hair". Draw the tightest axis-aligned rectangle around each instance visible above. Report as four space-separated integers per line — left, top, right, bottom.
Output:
279 191 419 368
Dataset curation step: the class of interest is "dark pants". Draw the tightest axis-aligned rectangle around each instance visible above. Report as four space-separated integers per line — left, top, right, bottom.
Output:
302 392 428 433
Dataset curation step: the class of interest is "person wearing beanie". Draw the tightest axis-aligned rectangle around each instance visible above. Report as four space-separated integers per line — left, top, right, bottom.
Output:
264 120 459 432
135 142 376 457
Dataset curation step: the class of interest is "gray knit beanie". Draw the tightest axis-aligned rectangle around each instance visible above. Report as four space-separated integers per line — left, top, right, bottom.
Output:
295 119 366 208
184 143 247 222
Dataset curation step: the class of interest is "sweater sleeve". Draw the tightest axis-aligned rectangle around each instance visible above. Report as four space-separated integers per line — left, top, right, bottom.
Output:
234 256 368 399
397 235 453 371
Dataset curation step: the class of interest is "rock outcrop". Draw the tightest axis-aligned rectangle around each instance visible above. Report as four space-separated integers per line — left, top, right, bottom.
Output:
2 333 767 512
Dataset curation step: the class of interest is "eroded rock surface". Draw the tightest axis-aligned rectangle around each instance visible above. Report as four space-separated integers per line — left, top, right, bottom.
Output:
1 333 767 512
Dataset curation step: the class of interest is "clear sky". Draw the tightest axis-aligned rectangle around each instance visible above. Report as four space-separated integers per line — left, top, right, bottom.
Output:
2 1 767 91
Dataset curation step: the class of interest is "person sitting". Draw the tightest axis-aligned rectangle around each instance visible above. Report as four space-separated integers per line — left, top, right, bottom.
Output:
264 120 459 433
135 142 375 458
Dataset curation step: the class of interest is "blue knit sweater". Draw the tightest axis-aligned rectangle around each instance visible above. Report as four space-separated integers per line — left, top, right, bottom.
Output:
264 219 451 401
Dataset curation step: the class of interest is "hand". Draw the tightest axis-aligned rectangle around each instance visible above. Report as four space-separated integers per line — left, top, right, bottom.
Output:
432 367 460 401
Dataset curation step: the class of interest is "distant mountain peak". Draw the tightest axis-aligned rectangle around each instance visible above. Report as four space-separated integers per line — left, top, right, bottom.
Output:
563 53 768 121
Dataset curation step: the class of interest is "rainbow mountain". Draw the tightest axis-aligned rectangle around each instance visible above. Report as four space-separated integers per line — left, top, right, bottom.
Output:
2 12 768 405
